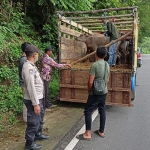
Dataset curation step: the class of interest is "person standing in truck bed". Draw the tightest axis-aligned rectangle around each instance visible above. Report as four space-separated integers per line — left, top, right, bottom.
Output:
105 18 119 67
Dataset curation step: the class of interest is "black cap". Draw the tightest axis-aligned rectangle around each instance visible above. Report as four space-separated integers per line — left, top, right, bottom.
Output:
25 45 42 53
45 46 53 53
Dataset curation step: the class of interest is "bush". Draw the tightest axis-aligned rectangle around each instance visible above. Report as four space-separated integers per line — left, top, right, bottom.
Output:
0 4 59 129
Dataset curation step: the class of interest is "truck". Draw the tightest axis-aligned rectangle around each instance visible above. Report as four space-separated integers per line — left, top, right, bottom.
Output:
57 6 139 106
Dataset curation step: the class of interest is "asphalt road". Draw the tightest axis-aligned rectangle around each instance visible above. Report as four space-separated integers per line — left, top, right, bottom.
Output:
54 54 150 150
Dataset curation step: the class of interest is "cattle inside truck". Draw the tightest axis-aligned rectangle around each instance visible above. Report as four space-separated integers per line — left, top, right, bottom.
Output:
57 6 139 106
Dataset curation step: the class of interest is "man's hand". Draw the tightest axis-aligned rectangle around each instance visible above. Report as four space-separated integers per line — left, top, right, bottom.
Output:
34 105 40 114
66 64 72 68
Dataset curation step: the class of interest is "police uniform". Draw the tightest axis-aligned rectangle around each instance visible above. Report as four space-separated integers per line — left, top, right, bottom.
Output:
22 45 49 150
22 61 45 144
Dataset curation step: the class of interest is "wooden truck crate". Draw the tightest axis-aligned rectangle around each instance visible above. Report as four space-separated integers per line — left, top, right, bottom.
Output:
57 6 139 106
60 67 132 106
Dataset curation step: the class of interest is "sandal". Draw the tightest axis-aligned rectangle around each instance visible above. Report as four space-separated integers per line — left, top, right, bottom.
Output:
94 130 105 138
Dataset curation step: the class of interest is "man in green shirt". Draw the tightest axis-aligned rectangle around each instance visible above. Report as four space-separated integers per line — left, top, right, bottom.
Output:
76 46 110 140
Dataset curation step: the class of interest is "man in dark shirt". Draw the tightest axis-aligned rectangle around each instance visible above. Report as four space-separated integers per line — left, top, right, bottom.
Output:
105 19 119 67
18 42 30 123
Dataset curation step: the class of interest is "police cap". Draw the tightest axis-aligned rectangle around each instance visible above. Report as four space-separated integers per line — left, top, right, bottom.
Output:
25 45 42 53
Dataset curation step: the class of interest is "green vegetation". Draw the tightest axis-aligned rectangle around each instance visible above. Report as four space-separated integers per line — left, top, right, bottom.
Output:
0 0 150 129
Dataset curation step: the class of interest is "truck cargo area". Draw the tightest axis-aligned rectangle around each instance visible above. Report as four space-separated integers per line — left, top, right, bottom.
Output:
57 6 139 106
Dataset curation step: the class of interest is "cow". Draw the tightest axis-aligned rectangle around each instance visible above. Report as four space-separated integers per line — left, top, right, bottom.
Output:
126 40 133 64
116 40 128 64
77 33 130 65
116 40 133 64
77 33 110 62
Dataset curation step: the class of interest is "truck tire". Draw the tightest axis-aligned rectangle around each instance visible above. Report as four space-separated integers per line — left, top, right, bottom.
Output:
131 90 135 100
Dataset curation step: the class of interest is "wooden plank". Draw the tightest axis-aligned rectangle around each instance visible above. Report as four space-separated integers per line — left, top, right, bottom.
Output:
60 98 133 106
60 88 66 99
60 84 130 91
76 18 133 23
60 84 87 89
122 91 130 105
66 14 133 20
89 27 132 30
58 19 62 63
60 98 86 103
106 102 133 107
71 70 75 99
63 23 67 38
58 14 93 34
133 10 138 71
58 6 137 15
68 24 71 39
111 73 117 88
60 37 87 62
92 29 133 33
80 21 133 26
59 25 81 37
88 26 132 29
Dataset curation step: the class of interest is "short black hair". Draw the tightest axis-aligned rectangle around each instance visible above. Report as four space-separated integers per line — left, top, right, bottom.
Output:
21 42 31 52
25 51 34 57
45 46 53 53
96 46 107 58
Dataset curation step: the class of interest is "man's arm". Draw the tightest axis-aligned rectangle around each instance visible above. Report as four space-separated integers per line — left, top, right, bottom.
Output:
107 73 110 82
106 22 112 36
43 56 65 68
88 75 95 93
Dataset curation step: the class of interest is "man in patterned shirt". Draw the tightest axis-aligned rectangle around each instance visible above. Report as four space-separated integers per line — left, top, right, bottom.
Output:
41 46 71 111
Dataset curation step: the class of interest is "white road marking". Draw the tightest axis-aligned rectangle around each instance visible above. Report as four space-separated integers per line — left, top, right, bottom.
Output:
64 109 99 150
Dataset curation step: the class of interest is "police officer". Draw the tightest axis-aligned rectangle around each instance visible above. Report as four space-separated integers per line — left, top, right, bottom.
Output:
22 44 49 150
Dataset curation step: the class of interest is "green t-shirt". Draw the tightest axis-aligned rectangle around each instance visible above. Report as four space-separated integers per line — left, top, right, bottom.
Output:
89 60 110 95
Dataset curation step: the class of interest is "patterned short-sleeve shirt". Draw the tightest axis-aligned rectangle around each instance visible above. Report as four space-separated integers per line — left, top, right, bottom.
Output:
41 54 66 81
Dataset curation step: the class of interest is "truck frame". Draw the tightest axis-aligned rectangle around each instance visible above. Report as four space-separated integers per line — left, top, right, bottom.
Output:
57 6 139 106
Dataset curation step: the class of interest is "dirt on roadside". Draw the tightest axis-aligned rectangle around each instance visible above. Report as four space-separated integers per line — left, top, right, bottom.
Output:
0 101 85 150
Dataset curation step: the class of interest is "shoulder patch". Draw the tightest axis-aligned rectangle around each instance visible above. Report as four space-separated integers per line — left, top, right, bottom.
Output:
29 69 34 75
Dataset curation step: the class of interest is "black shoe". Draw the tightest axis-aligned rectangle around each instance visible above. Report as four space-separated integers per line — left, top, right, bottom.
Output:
35 132 49 141
25 143 42 150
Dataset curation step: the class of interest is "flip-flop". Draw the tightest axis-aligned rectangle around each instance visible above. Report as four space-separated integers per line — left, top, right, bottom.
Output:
94 130 105 138
76 134 91 141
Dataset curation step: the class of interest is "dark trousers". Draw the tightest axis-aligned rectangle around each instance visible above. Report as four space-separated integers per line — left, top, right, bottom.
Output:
23 99 44 142
43 80 51 109
84 94 107 133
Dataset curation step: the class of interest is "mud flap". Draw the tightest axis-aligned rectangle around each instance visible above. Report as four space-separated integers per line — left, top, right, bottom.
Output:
131 73 136 100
